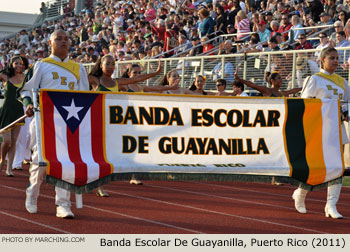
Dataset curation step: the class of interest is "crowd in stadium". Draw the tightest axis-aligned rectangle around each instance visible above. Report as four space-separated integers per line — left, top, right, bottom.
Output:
0 0 349 69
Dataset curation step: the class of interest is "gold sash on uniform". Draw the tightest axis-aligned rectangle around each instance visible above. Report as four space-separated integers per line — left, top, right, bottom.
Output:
315 72 344 91
41 57 80 81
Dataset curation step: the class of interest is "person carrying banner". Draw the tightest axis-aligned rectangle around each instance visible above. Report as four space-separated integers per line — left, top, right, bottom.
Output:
89 57 176 190
293 47 350 219
19 29 89 218
0 56 28 176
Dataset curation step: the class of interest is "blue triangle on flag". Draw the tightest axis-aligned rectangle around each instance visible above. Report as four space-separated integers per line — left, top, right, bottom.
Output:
47 91 100 134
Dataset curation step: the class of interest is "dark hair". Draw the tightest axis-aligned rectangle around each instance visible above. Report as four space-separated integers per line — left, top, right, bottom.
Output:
2 56 29 78
189 75 207 94
233 80 244 91
320 46 338 60
336 31 346 37
216 79 227 87
264 71 280 84
88 55 114 77
269 37 278 44
121 64 141 78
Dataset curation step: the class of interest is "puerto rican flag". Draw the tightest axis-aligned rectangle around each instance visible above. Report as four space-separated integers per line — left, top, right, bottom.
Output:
40 90 113 188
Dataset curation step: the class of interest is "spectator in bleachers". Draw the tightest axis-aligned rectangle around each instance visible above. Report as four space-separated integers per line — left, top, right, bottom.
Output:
295 34 313 50
269 20 280 38
257 20 271 46
338 10 349 28
244 33 263 52
163 23 178 58
218 40 236 55
267 36 280 51
175 34 191 55
182 0 196 14
278 14 292 41
246 1 256 20
226 24 236 37
273 2 286 22
344 0 350 13
228 1 241 32
266 0 277 12
251 13 260 33
330 21 344 43
335 31 350 64
264 11 273 28
145 2 157 22
214 5 227 35
305 0 323 24
113 10 124 36
325 0 337 19
199 8 215 37
18 30 30 49
235 10 251 40
289 15 305 44
151 19 166 43
201 36 215 55
211 58 234 83
188 36 203 56
314 32 334 64
319 12 334 27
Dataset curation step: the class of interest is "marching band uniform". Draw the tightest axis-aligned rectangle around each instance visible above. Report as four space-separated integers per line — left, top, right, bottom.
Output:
293 69 350 219
20 55 89 218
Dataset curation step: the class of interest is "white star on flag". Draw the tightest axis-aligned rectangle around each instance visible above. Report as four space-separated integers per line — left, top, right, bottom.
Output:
62 99 84 121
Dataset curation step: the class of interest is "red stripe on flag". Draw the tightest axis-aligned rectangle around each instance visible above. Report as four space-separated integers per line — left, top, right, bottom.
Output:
41 91 62 178
90 94 112 178
66 127 88 186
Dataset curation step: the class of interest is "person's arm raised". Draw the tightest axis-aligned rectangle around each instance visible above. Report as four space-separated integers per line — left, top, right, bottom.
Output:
117 59 162 85
234 67 270 96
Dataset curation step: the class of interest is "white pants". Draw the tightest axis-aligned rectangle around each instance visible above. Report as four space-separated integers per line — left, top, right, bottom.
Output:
26 117 71 207
13 112 32 168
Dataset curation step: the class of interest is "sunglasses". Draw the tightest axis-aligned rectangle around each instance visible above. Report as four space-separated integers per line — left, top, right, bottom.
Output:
298 37 306 39
319 36 327 38
216 83 225 87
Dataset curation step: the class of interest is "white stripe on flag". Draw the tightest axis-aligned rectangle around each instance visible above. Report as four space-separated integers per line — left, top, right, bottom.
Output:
322 100 343 182
79 108 101 183
53 106 75 184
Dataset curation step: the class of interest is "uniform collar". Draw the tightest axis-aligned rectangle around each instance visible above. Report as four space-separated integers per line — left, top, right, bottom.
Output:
50 54 69 63
320 69 335 75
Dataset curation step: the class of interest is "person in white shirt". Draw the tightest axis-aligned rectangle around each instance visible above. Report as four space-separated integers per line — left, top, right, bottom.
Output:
20 30 89 219
314 32 333 64
293 47 349 219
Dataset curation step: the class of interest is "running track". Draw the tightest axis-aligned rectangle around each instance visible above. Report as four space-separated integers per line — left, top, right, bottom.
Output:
0 167 349 234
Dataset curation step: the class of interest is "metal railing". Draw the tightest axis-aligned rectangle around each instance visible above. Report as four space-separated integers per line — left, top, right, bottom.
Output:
83 47 350 95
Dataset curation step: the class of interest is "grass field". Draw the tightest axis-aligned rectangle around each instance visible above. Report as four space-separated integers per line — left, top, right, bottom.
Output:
343 177 350 186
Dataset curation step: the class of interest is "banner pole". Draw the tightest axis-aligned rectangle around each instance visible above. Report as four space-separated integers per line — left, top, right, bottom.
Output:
32 88 46 167
0 114 27 134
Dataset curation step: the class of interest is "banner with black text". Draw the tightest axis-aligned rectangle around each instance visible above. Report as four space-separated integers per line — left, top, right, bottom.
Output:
39 90 345 192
